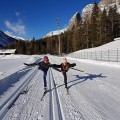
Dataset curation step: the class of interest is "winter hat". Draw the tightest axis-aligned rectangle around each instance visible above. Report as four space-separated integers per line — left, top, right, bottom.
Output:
44 56 49 62
63 58 67 63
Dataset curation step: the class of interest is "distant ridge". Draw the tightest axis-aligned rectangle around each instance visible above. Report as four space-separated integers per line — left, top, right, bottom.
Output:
0 30 18 48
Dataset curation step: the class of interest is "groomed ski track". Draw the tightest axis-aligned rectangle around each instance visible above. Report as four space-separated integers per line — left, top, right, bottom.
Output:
1 56 120 120
1 66 73 120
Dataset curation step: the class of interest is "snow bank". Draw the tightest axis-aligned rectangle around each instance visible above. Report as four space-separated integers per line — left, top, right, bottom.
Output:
0 54 29 59
67 57 120 68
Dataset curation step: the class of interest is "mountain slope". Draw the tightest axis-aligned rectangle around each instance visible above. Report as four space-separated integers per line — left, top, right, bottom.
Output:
76 37 120 52
82 0 120 20
44 12 81 38
0 30 18 48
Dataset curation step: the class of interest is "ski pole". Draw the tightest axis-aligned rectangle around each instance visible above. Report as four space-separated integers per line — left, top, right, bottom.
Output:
70 67 89 74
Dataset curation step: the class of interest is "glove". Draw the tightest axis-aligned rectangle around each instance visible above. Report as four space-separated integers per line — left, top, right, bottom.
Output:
73 63 76 66
51 64 58 67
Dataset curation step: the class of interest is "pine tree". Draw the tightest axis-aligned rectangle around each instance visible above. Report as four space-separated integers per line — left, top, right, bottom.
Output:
89 2 100 47
65 30 73 53
82 17 91 49
108 5 120 40
71 13 82 51
99 9 109 45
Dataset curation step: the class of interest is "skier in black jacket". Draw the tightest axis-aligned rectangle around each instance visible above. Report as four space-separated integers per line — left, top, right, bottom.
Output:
24 56 54 91
53 58 76 89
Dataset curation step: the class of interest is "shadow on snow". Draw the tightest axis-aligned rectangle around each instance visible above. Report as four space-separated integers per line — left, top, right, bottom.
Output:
49 73 107 91
67 73 106 89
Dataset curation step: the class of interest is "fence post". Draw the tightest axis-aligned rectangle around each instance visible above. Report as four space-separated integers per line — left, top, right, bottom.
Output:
95 51 97 60
87 51 88 59
117 48 118 62
108 49 109 61
101 50 102 61
91 51 92 59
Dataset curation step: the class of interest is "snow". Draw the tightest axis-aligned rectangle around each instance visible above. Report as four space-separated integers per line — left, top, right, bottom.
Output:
82 4 93 20
67 57 120 68
0 55 37 80
0 53 120 120
1 38 120 119
44 28 67 38
0 30 18 48
67 12 80 30
82 1 120 20
66 38 120 62
5 31 25 41
0 49 16 54
76 39 120 52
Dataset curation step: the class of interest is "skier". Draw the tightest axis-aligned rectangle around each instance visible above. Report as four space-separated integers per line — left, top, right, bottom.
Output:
24 56 54 91
53 58 76 89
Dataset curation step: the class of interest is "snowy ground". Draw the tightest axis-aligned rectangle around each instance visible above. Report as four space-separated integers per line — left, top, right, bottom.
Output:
68 38 120 62
0 55 120 120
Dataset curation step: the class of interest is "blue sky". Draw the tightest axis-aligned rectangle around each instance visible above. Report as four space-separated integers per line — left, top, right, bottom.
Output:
0 0 100 40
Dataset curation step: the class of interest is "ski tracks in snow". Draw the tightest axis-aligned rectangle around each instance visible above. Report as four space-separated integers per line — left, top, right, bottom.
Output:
2 67 85 120
2 68 67 120
52 68 85 120
2 57 120 120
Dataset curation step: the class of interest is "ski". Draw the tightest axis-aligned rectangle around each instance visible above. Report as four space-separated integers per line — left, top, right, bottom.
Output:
70 67 89 75
21 90 28 94
24 63 29 66
66 88 70 95
41 91 47 101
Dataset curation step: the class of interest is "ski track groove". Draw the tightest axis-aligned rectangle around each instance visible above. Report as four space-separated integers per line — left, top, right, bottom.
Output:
16 71 48 120
49 69 54 120
2 56 120 120
1 68 39 120
52 69 85 120
0 67 38 120
50 57 87 120
1 56 120 120
50 68 64 120
20 79 41 119
3 67 64 120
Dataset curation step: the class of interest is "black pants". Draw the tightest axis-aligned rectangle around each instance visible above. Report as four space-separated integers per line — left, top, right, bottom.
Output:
62 71 67 88
43 72 47 87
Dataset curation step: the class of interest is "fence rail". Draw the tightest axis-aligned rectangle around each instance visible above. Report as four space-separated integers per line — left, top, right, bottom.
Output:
68 49 120 62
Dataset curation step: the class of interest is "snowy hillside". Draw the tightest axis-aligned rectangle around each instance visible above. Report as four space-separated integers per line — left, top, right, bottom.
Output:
82 4 93 20
0 30 18 48
77 37 120 52
44 28 67 38
5 32 25 41
68 37 120 62
67 12 81 30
